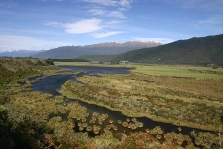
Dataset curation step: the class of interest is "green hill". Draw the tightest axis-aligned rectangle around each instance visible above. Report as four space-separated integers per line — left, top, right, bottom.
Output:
79 34 223 65
0 58 51 88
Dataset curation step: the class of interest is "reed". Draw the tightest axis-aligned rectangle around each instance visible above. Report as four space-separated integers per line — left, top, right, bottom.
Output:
117 120 122 124
146 128 150 133
86 126 92 132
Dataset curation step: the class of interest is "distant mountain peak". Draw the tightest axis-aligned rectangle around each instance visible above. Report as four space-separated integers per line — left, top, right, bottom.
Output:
84 40 162 48
0 49 45 57
32 40 162 59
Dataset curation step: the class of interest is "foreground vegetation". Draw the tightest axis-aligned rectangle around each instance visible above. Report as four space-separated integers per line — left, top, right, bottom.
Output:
59 62 223 147
0 59 223 148
60 72 223 131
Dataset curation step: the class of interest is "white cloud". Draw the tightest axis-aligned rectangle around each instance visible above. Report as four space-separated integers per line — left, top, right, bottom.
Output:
85 0 134 18
94 31 122 38
88 8 126 18
46 18 125 37
108 11 126 18
83 0 133 7
64 19 102 34
88 8 107 16
46 19 102 34
106 20 126 24
0 35 71 52
46 19 125 38
134 38 174 44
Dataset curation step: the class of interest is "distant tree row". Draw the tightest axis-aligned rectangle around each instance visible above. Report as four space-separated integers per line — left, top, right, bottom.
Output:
52 59 90 62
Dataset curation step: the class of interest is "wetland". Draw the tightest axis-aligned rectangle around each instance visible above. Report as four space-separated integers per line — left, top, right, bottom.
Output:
1 58 223 148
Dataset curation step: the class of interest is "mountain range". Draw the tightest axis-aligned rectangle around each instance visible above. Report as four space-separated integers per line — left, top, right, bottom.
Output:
79 34 223 65
0 50 44 57
31 41 162 59
1 34 222 65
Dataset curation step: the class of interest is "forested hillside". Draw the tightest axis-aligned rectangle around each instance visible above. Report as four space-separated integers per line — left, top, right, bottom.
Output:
79 34 223 65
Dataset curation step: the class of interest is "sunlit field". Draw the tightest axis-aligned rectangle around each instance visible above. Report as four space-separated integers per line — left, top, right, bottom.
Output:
1 59 222 148
133 64 223 79
55 62 223 79
56 62 223 130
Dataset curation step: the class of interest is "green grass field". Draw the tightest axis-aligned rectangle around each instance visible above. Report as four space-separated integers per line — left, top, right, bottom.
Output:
132 65 223 79
55 62 223 79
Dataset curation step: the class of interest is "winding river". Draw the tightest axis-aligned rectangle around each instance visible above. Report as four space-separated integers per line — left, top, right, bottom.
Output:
31 65 210 138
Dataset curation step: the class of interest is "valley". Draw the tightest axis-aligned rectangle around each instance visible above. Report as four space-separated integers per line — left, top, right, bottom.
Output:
59 62 223 131
2 0 223 148
1 58 222 148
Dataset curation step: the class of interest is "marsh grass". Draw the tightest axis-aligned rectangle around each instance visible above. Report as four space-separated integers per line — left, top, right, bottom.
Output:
55 62 223 79
1 60 222 148
60 71 223 131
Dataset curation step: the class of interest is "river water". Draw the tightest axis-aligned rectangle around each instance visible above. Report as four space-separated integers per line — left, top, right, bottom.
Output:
31 65 210 138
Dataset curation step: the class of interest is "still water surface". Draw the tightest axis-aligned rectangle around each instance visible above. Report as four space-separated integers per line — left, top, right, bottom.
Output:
31 66 209 137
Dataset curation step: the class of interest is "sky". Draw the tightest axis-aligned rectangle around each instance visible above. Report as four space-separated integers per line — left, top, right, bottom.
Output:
0 0 223 52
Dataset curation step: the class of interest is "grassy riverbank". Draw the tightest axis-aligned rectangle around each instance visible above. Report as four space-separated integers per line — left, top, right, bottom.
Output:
132 64 223 79
60 73 223 131
55 61 223 79
1 59 222 148
57 62 223 131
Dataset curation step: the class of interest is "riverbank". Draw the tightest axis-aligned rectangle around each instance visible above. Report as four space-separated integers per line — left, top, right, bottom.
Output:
60 77 220 130
1 59 222 148
55 62 223 131
55 61 223 79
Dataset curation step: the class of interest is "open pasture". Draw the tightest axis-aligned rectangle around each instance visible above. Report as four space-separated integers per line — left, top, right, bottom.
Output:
132 64 223 79
55 62 223 79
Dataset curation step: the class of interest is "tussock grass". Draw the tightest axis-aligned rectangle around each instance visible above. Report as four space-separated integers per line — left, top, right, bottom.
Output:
1 59 222 148
60 72 223 131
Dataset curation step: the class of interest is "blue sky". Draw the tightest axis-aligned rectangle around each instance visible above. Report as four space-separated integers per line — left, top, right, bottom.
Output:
0 0 223 52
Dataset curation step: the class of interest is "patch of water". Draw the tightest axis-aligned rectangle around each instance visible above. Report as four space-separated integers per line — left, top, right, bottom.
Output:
31 66 212 139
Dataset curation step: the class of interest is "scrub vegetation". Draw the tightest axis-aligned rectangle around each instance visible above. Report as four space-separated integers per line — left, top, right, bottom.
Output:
60 72 223 130
0 58 223 148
